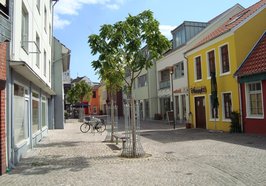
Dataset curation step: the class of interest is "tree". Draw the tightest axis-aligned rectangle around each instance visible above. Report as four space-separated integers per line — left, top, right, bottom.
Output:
67 81 92 120
88 10 171 157
102 72 123 142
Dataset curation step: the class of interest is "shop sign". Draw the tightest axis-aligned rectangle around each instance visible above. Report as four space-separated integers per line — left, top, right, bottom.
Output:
190 86 207 94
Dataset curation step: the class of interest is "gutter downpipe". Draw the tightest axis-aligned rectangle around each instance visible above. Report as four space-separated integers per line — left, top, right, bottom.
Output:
236 76 243 133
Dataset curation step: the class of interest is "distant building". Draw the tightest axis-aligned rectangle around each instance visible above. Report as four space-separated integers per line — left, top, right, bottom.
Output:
51 37 71 129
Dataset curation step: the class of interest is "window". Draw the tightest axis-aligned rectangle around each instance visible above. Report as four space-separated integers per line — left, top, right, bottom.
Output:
159 70 170 89
138 74 147 88
14 83 29 144
49 24 52 45
0 0 9 17
44 6 47 32
36 33 40 67
43 50 46 76
36 0 40 13
21 4 29 52
222 92 232 120
246 82 263 118
174 61 184 79
49 60 51 82
93 106 97 114
32 92 40 133
209 95 218 119
195 56 202 80
93 91 96 98
207 50 216 77
220 44 230 74
42 96 47 128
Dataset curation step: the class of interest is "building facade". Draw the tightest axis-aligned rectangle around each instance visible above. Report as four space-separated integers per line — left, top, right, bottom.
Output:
51 37 70 129
0 0 11 175
156 4 244 122
186 0 266 131
235 32 266 135
6 0 56 168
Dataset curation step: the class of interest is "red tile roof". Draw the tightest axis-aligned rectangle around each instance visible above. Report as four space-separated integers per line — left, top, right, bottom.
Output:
189 0 266 51
235 32 266 77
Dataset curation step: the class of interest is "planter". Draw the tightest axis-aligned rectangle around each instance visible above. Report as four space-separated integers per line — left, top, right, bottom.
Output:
186 123 192 129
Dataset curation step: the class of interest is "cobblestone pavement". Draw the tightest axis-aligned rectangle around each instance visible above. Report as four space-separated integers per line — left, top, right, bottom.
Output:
1 119 266 186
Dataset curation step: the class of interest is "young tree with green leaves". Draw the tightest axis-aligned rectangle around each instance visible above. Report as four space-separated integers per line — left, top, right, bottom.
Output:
88 10 171 157
67 80 92 120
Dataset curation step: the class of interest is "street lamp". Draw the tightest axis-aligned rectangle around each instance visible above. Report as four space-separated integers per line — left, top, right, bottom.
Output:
167 66 176 129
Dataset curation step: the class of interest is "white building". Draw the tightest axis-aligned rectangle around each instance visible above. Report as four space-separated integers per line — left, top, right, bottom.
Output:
6 0 57 166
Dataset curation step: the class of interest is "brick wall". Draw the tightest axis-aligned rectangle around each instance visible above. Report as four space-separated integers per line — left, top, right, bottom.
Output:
0 42 7 175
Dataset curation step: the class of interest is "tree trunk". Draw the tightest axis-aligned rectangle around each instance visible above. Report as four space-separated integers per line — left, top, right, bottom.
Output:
130 95 136 157
110 92 115 142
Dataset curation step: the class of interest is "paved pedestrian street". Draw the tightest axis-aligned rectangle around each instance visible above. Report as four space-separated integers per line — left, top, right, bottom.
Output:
1 119 266 186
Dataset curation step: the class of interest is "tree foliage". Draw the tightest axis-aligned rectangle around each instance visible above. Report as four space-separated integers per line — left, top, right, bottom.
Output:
88 10 171 94
67 80 92 105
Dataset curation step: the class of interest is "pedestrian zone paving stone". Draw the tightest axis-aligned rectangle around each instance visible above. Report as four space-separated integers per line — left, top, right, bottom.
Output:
0 119 266 186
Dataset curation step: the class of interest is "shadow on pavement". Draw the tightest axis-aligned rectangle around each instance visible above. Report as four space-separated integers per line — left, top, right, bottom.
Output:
11 156 90 175
115 118 266 151
140 128 266 150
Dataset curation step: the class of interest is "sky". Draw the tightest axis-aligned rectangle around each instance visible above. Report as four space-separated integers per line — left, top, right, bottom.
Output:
53 0 260 82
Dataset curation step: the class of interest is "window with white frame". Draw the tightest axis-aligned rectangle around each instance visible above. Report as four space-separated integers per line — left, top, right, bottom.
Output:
14 83 29 144
195 56 202 80
21 3 29 52
44 6 47 32
246 82 263 117
41 96 47 128
36 0 40 13
49 60 51 82
43 50 46 76
36 33 40 67
32 92 40 133
220 44 230 74
222 92 232 120
138 74 147 88
174 61 184 79
209 95 218 119
207 50 216 77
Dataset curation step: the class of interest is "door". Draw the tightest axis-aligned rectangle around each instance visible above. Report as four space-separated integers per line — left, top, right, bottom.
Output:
175 96 179 120
195 97 206 129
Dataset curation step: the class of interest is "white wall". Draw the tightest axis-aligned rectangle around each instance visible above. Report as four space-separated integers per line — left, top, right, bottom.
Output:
12 0 53 87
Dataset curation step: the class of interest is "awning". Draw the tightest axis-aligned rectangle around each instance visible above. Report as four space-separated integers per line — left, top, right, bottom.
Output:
9 61 56 95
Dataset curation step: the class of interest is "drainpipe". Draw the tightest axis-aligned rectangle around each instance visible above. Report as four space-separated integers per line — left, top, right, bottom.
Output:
236 76 243 132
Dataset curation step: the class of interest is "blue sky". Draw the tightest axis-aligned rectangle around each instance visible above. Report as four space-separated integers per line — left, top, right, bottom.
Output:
53 0 259 82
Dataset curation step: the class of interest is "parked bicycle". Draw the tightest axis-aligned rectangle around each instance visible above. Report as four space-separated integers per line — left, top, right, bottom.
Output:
80 116 106 133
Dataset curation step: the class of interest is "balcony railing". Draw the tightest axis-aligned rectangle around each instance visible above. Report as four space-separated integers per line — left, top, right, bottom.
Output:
159 80 170 89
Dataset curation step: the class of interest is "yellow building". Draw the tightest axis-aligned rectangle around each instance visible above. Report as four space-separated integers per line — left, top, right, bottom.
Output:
98 82 107 114
185 0 266 132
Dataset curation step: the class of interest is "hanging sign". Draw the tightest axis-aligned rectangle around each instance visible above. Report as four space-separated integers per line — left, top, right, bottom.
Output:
191 86 207 94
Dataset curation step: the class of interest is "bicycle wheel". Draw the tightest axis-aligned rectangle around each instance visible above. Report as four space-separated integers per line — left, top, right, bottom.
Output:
96 122 106 133
80 123 90 133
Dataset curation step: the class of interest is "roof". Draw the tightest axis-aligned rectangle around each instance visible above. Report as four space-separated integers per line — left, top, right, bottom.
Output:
189 0 266 52
235 32 266 77
71 76 85 83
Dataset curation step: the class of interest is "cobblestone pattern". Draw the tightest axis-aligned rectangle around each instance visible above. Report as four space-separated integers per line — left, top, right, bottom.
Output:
0 119 266 186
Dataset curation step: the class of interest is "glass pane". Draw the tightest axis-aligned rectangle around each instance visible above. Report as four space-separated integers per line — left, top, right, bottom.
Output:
32 99 39 133
42 102 46 127
14 96 25 144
